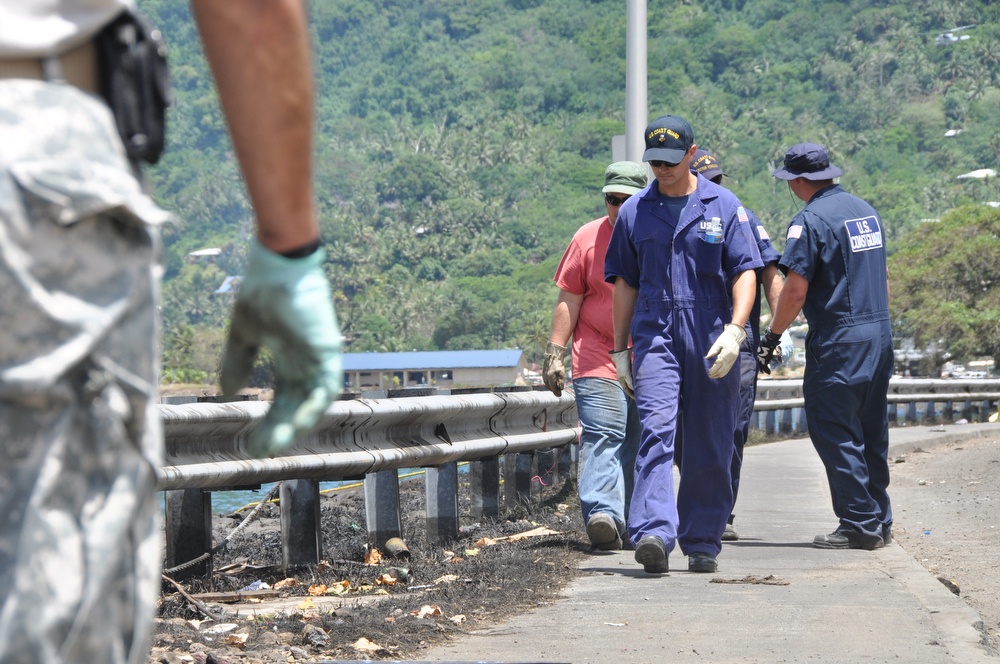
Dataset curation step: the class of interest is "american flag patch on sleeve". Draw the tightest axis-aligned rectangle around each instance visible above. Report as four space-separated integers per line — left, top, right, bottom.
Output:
787 225 803 240
757 226 770 240
737 207 749 223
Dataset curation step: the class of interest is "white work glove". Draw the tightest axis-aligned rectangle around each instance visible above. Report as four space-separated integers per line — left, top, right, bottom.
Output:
542 341 566 397
609 348 634 399
705 323 747 379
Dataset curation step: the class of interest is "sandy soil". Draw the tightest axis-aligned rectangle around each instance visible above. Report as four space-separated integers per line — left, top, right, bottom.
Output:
889 435 1000 651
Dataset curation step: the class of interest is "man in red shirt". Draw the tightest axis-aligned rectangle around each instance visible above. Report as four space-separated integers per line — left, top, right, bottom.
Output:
542 161 647 550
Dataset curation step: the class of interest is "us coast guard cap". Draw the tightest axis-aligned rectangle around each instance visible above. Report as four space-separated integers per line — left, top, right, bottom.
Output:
643 115 694 163
691 149 727 181
772 142 843 180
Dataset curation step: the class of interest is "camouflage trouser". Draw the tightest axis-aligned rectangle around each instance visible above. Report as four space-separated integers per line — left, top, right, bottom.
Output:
0 80 170 664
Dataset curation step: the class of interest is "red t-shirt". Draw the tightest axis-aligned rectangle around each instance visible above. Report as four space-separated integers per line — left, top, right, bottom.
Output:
553 216 617 381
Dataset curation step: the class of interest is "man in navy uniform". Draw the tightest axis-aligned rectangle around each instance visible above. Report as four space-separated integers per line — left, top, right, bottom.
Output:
605 115 763 574
760 143 893 550
690 149 791 542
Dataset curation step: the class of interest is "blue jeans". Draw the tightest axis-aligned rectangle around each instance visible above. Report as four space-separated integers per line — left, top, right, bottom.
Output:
572 377 641 536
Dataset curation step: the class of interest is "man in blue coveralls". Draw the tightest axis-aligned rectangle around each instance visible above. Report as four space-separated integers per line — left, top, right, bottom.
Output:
605 115 763 574
759 143 893 550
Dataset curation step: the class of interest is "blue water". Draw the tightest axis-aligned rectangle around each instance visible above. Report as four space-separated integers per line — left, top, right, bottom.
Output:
208 480 362 514
158 479 364 519
200 466 444 514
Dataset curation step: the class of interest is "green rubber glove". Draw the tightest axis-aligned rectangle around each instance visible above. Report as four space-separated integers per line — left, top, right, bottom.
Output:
221 239 343 457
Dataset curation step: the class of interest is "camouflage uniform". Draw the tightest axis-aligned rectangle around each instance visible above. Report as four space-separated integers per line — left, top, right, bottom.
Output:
0 79 168 663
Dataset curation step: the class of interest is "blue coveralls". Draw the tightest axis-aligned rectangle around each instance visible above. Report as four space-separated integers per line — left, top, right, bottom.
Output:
732 211 781 521
779 184 894 541
605 175 763 558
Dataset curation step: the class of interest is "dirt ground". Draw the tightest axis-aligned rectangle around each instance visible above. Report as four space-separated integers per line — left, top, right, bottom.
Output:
887 434 1000 651
149 469 592 663
148 434 1000 663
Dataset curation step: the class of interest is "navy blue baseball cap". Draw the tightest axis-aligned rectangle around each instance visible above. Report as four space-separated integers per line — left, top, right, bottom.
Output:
772 143 843 180
642 115 694 163
691 149 727 181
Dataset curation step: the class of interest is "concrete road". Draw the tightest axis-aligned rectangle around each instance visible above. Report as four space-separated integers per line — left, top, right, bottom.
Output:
419 423 999 664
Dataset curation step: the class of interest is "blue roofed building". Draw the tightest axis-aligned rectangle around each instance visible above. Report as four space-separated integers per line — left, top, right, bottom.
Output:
341 349 527 389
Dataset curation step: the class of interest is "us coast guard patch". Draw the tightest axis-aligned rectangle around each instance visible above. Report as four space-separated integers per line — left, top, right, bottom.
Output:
845 215 883 253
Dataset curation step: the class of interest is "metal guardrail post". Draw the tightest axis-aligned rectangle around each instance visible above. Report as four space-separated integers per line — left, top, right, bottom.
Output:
560 442 576 481
164 489 212 580
470 456 501 519
535 448 557 485
280 479 321 567
365 469 402 547
780 408 793 434
764 410 776 435
517 452 536 505
425 462 460 544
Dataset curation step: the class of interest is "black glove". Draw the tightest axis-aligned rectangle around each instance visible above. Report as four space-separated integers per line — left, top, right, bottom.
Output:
756 327 783 374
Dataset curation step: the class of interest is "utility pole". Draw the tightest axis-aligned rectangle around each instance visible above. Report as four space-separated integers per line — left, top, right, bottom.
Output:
625 0 648 163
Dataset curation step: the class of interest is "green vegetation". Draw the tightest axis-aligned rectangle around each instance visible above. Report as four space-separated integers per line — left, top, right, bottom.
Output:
139 0 1000 383
889 205 1000 371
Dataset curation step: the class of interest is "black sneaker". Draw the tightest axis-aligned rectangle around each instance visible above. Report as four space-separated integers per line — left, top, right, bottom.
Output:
688 552 718 573
813 528 884 550
586 513 623 551
634 535 669 573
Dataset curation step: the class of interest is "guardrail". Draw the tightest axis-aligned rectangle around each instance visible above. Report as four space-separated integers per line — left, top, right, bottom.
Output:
160 388 579 577
752 377 1000 434
159 380 999 578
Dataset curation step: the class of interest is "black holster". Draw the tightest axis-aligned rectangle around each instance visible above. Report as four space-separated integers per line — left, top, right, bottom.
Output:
96 9 171 165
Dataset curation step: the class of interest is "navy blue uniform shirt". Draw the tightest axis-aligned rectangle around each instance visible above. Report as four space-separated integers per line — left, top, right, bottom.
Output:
779 184 889 330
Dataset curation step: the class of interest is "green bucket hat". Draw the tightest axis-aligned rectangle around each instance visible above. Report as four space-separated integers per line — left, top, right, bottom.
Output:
602 161 648 195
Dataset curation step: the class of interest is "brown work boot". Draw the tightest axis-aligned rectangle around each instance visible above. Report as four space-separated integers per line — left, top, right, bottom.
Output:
586 513 623 551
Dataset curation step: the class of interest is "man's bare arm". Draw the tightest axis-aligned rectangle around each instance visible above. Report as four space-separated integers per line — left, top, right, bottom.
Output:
191 0 318 253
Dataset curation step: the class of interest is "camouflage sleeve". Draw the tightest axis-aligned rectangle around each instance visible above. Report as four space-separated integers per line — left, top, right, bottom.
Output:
0 79 168 664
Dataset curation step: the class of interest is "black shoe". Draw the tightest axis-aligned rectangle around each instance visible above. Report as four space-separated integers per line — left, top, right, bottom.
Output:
586 513 623 551
813 528 884 550
634 535 669 573
882 524 893 545
688 552 718 573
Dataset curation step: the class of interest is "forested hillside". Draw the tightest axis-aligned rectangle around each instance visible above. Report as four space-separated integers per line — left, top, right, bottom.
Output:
138 0 1000 384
